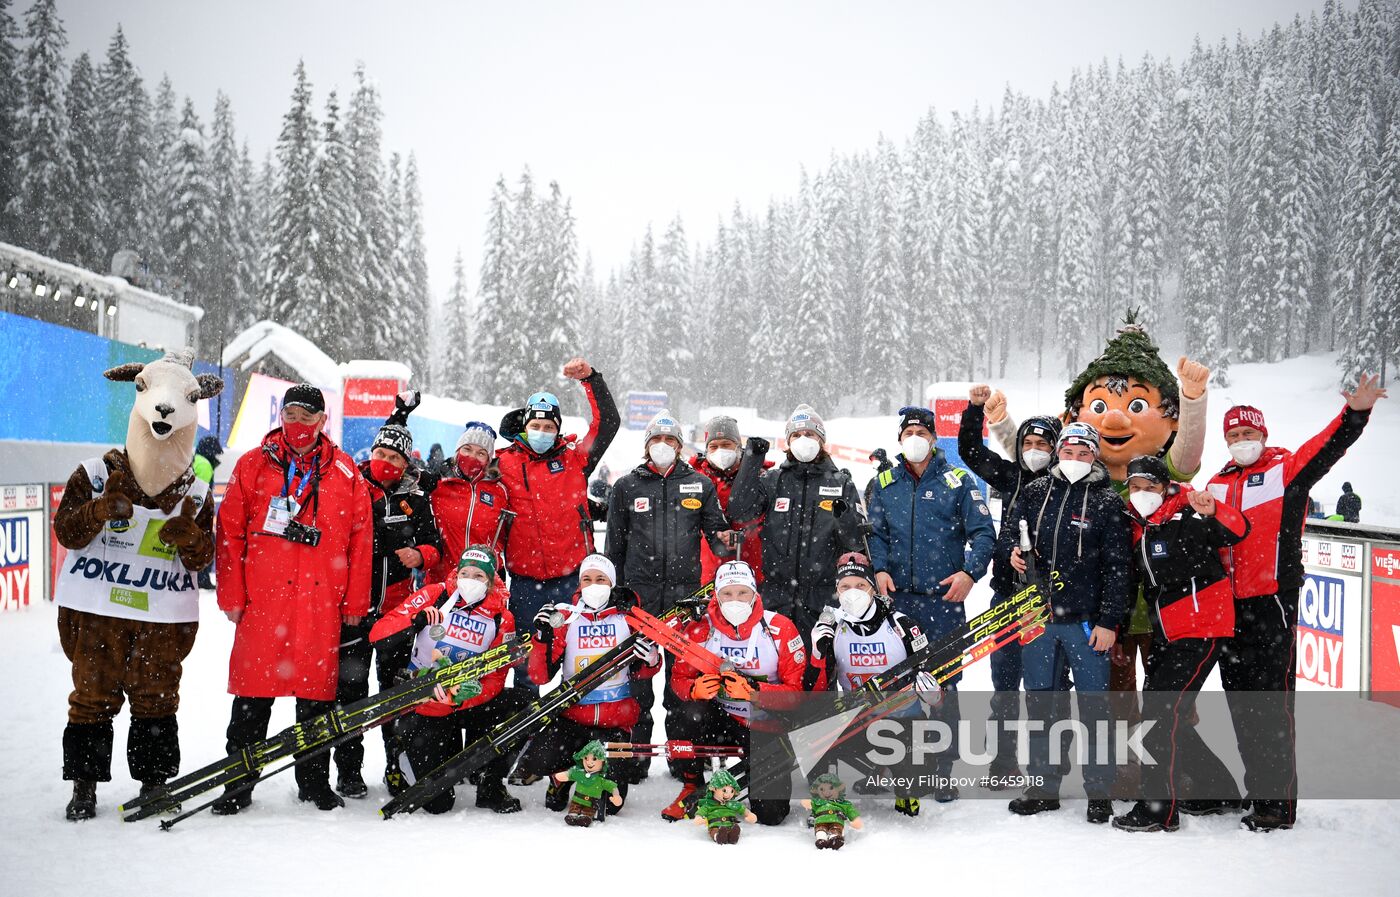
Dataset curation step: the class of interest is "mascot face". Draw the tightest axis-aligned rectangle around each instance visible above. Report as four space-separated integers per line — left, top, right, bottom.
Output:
1073 375 1177 476
131 359 203 441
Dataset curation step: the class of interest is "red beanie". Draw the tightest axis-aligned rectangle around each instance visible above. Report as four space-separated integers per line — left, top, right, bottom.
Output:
1223 405 1267 438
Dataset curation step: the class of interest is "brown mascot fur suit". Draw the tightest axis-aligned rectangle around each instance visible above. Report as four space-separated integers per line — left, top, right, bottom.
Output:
52 348 223 820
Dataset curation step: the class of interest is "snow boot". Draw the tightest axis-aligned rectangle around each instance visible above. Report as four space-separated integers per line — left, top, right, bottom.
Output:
136 781 181 815
661 781 700 821
383 762 408 797
893 796 921 817
1086 799 1114 824
1112 801 1180 832
1241 801 1294 832
336 768 369 799
545 778 572 812
211 786 253 816
298 784 345 811
65 780 97 821
1008 793 1061 816
985 759 1022 791
933 783 960 803
475 778 522 814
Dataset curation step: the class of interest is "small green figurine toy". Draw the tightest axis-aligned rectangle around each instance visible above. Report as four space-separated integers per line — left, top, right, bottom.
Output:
691 769 756 845
550 740 622 827
801 773 863 850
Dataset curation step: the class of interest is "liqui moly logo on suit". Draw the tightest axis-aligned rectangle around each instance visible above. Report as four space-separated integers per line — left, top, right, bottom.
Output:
576 621 619 649
720 645 762 670
0 517 31 610
848 641 889 667
447 616 489 646
1297 573 1345 689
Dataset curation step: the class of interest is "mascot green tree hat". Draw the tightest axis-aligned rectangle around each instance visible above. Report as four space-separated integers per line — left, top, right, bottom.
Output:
707 769 740 792
573 740 609 767
1064 310 1180 420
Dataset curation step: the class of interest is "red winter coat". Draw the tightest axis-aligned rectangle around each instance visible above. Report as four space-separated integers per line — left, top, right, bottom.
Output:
669 595 807 727
690 455 769 586
1129 488 1249 641
427 470 511 585
496 374 617 580
369 580 515 715
217 430 373 700
526 594 661 729
1206 405 1371 602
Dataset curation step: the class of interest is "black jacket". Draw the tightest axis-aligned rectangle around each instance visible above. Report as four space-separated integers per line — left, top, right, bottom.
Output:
363 464 445 614
604 460 728 608
727 438 864 610
958 403 1056 598
1008 461 1131 629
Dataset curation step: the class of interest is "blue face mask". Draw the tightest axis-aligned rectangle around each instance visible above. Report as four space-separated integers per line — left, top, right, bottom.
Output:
526 430 556 454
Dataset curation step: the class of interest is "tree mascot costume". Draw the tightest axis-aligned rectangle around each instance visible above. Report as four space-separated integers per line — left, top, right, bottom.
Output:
52 348 223 820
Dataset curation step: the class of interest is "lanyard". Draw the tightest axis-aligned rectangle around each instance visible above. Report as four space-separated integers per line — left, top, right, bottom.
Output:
283 460 316 503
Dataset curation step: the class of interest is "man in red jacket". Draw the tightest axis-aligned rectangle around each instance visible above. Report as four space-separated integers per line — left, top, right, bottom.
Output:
691 414 767 585
512 553 662 805
213 384 374 813
495 357 619 693
1206 373 1386 832
662 561 807 825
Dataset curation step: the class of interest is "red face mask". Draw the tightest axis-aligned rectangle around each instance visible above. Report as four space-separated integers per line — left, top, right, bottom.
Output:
368 458 403 485
456 452 486 480
283 420 320 451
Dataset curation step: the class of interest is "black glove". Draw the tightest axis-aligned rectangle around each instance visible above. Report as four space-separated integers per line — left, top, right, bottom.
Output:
746 435 770 456
532 607 557 641
387 390 422 426
499 408 526 442
610 587 639 612
412 606 444 633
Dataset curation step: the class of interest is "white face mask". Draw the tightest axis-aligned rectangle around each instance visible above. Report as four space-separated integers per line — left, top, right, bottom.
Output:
648 441 677 469
789 436 821 463
901 435 931 464
1058 459 1093 483
579 583 612 610
719 599 753 626
838 588 875 621
1229 440 1264 467
1023 449 1052 472
457 577 488 605
1129 491 1164 518
708 447 738 471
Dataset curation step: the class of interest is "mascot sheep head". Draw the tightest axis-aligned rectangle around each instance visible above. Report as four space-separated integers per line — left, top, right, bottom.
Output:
104 348 224 496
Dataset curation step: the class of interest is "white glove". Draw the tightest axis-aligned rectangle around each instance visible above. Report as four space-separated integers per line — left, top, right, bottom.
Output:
915 671 943 707
811 618 836 660
633 637 659 665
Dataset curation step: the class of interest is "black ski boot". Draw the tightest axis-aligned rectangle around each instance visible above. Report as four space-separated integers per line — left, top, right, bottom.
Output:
336 768 369 799
1113 801 1179 832
1241 801 1294 832
1086 799 1114 824
1008 793 1061 816
545 778 571 812
211 786 253 816
298 784 345 811
475 778 522 814
65 781 97 821
383 763 408 798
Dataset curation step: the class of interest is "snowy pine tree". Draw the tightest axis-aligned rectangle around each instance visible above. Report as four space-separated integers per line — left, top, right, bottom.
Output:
262 62 319 339
66 52 106 270
204 92 255 345
161 97 214 305
0 0 23 241
96 26 150 262
8 0 75 258
398 154 431 360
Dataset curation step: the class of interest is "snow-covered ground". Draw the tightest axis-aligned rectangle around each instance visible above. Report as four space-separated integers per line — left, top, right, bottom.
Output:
5 350 1396 895
3 597 1399 896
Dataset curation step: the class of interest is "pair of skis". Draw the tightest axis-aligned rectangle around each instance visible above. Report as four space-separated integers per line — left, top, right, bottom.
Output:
379 583 715 819
120 633 533 825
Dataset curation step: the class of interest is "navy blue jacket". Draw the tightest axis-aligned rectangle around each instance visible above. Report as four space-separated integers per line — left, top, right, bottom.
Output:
867 450 997 596
1008 461 1131 628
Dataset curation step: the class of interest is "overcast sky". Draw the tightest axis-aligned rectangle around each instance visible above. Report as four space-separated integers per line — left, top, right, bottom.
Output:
63 0 1336 305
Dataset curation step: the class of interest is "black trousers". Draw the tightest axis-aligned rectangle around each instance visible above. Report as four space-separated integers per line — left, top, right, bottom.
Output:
514 717 630 800
332 620 410 775
1136 635 1239 818
1219 592 1298 822
666 699 790 825
628 582 694 772
400 688 531 814
225 696 335 796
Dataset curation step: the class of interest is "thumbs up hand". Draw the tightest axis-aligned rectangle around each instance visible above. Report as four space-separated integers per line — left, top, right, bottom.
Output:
159 496 205 549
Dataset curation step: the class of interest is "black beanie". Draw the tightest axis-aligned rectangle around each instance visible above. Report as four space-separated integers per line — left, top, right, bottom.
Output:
897 406 938 437
834 552 877 589
373 424 413 460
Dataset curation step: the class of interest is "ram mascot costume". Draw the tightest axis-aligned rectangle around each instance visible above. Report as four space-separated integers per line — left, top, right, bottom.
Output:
52 348 223 820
